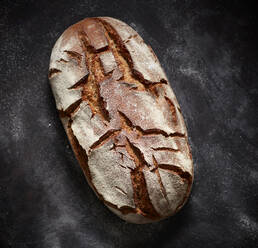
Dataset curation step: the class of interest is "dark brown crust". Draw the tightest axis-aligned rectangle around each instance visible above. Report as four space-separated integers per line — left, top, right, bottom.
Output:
50 17 194 223
82 19 108 51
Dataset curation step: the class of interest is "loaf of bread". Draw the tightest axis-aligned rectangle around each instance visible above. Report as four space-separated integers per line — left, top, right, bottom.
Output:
49 17 193 224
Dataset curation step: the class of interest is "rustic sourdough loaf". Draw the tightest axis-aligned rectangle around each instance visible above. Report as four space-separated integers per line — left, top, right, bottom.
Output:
49 17 193 224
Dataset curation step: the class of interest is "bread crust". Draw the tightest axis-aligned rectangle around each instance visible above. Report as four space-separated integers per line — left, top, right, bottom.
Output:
49 17 193 224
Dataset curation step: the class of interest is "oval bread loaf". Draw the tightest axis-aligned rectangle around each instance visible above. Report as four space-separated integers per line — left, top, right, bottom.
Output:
49 17 194 224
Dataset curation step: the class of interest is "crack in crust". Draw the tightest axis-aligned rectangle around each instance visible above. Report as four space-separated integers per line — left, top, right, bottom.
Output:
68 74 89 89
152 155 169 205
56 58 69 63
78 31 111 121
90 129 121 150
48 68 61 79
157 164 192 182
154 161 193 213
151 147 179 152
165 96 178 125
125 138 160 219
98 19 144 90
115 186 128 196
96 84 111 121
64 50 82 65
58 99 82 118
118 110 185 138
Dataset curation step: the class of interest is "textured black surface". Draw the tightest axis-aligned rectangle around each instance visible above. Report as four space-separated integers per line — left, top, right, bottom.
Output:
1 0 258 247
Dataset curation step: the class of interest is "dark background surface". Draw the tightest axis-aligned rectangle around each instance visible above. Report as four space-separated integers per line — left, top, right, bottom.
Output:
1 0 258 247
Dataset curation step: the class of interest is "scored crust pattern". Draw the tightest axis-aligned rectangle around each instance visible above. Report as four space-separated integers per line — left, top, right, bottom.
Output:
49 17 193 224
